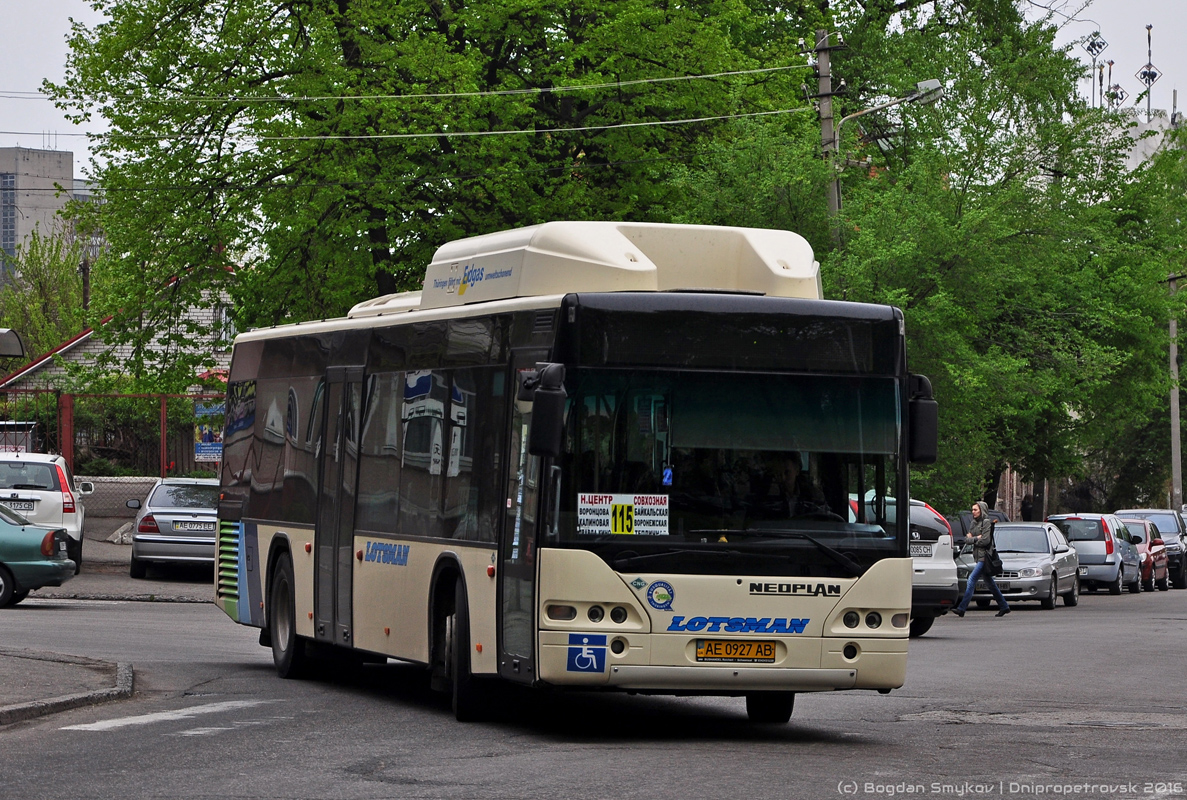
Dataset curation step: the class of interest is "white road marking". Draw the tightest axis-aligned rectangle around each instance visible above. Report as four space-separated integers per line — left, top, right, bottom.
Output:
61 700 276 731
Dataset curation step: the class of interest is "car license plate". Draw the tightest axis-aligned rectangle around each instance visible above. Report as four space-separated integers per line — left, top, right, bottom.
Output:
174 520 215 532
910 543 933 557
696 640 776 663
1078 566 1088 576
1 500 33 511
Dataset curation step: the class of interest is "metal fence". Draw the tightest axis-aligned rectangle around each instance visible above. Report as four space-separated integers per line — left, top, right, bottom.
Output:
0 389 223 478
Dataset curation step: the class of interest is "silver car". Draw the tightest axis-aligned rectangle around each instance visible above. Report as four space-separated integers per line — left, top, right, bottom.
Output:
127 478 219 578
956 522 1080 608
1048 513 1141 594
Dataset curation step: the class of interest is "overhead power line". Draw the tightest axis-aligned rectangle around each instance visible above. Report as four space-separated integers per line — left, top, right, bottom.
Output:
0 106 811 144
0 64 811 104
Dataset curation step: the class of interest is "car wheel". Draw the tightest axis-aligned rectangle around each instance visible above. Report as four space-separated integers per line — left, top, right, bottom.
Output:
975 599 991 609
1173 562 1187 590
1157 573 1170 591
0 565 15 607
1041 575 1057 609
1142 574 1154 592
68 537 83 576
269 551 309 679
129 554 147 580
1109 567 1123 595
746 691 795 724
1127 569 1142 593
1063 575 1079 607
909 615 935 637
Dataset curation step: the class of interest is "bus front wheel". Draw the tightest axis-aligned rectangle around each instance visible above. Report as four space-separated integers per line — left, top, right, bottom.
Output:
745 691 794 724
269 552 309 679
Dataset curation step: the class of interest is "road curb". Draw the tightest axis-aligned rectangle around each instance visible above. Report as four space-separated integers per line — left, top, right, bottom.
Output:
36 592 212 604
0 649 134 726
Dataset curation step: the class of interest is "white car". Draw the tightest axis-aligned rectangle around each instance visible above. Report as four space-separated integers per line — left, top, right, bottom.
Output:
0 453 93 573
850 495 958 636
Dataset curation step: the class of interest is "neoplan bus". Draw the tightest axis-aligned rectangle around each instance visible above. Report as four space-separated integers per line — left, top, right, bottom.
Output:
215 221 938 723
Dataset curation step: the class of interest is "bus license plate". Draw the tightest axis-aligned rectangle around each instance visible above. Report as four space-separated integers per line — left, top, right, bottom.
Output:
2 500 33 512
909 543 933 557
696 640 776 663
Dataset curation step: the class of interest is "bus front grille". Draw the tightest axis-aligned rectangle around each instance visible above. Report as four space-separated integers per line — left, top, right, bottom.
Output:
217 520 242 600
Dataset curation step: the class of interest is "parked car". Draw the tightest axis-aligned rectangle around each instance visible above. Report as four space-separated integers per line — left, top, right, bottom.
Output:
850 496 958 637
1114 509 1187 589
955 522 1080 608
1119 518 1169 592
127 478 220 578
0 503 75 606
1047 514 1141 594
0 453 93 574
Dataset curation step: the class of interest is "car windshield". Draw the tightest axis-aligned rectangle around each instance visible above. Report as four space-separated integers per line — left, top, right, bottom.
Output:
1120 512 1179 536
150 484 219 509
0 502 30 525
0 461 59 491
993 526 1049 553
555 368 903 577
1052 518 1104 542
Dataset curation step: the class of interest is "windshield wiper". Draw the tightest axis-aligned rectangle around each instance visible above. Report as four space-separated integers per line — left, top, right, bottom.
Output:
9 484 48 490
690 529 863 577
612 548 749 570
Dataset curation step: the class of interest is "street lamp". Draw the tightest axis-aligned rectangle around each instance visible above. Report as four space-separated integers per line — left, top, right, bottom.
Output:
829 79 945 230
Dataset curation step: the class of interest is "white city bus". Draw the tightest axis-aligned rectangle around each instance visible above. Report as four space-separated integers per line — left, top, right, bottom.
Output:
215 222 938 723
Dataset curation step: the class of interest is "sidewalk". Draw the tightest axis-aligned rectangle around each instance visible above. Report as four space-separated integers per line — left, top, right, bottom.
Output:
1 518 210 724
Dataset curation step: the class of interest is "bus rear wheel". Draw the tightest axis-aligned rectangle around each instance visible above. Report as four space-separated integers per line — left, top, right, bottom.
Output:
745 691 794 724
269 552 309 679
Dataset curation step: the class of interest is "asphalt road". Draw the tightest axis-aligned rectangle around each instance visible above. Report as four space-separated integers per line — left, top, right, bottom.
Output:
1 583 1186 800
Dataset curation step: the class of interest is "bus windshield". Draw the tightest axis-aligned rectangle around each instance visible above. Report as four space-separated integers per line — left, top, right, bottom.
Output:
556 368 903 577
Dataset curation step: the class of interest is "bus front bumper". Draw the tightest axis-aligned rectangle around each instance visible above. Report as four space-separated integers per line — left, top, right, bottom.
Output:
604 665 858 691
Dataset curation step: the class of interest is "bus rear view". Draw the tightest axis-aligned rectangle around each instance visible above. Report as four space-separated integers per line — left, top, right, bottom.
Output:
215 222 938 723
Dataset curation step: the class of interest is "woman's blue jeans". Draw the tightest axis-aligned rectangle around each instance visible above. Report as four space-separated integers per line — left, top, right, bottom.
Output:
956 560 1009 612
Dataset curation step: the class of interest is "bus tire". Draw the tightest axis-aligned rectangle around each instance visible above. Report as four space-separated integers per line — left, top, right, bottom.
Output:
269 551 308 679
451 580 484 721
745 691 794 724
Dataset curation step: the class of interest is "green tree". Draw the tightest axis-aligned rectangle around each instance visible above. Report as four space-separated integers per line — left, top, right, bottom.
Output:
49 0 823 355
0 224 88 361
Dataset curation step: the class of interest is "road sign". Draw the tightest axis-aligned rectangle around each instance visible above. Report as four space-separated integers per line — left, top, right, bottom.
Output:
1136 63 1161 88
1083 35 1108 59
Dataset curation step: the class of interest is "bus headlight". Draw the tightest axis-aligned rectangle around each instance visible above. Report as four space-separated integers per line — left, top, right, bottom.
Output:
843 611 860 628
865 612 882 629
587 605 605 622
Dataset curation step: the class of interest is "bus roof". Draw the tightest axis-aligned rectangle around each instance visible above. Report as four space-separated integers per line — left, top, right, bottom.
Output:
349 222 820 318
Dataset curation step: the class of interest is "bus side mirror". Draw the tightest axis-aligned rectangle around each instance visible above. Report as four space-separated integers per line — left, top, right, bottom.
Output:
908 373 938 464
527 363 567 458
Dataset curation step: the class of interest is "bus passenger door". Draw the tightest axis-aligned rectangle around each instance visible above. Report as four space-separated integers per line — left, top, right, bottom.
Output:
498 354 545 683
314 366 364 648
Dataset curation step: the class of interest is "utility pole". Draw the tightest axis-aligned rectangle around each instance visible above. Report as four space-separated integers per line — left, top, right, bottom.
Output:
1172 275 1182 509
815 29 841 236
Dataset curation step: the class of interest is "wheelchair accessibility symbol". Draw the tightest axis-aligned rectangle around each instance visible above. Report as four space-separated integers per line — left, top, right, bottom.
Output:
566 634 607 673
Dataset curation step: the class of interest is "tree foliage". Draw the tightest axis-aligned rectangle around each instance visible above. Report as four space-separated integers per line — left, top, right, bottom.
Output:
0 224 88 361
51 0 821 337
50 0 1187 511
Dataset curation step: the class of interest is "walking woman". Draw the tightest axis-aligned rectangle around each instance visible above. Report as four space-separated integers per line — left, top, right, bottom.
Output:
953 501 1010 617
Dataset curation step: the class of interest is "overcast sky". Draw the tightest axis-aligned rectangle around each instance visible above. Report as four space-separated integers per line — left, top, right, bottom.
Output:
0 0 1183 174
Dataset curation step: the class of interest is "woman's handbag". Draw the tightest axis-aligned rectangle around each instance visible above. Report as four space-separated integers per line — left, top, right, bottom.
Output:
987 547 1004 577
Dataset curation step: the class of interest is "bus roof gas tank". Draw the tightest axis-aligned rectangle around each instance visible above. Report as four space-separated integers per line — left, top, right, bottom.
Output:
417 222 822 310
